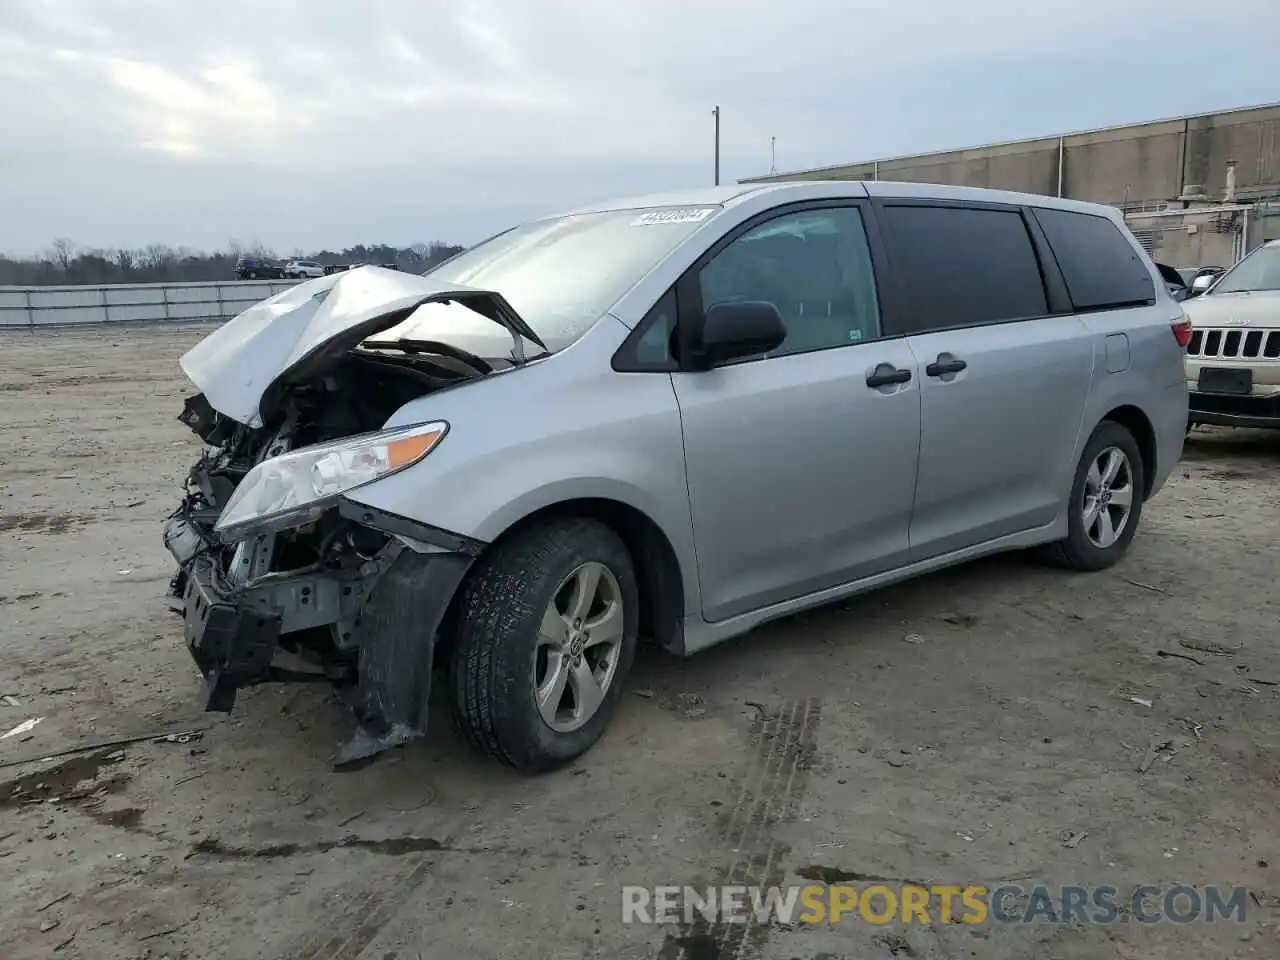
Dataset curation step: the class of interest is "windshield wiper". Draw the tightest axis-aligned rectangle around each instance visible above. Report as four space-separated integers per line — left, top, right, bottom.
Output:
364 338 472 356
363 337 550 370
361 339 495 376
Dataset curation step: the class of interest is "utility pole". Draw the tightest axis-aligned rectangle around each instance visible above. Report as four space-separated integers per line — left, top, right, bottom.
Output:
712 106 721 186
770 136 776 175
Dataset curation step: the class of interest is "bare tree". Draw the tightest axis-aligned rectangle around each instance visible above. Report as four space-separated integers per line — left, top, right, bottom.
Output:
142 244 177 279
114 248 136 277
48 237 78 276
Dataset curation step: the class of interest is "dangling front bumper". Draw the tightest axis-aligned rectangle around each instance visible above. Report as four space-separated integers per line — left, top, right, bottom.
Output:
163 501 482 767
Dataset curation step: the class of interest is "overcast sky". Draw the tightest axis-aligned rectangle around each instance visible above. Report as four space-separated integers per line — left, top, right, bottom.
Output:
2 0 1277 256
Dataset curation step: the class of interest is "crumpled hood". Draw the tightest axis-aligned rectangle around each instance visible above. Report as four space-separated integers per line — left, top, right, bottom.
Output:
1183 290 1280 328
180 266 543 426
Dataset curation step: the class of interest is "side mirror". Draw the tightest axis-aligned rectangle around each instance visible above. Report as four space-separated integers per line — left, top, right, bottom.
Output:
1190 273 1218 295
690 301 787 369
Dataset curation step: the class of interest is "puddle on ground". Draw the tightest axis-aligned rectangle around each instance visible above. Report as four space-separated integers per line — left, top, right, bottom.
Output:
190 835 447 860
0 512 92 535
90 806 145 829
796 864 929 886
0 749 130 811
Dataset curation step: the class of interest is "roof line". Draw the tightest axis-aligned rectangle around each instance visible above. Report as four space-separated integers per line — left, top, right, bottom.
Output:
740 99 1280 183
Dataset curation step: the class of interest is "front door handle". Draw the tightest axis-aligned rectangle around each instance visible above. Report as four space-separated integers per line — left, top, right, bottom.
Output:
866 363 912 388
925 355 967 377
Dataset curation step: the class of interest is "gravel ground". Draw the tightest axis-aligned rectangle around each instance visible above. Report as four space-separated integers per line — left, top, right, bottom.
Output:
1 324 1277 960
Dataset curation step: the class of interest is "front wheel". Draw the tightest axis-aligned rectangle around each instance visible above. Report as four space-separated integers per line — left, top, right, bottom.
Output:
449 517 639 772
1038 421 1145 571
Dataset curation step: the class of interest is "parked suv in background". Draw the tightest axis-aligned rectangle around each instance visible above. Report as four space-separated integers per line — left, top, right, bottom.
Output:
1183 238 1280 430
234 257 285 280
167 181 1188 773
284 260 325 279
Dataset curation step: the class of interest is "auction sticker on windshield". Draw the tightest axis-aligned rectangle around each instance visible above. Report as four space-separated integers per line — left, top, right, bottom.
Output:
631 207 717 226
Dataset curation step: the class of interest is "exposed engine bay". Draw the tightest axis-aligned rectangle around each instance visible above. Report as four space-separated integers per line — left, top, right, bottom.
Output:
164 342 497 765
160 270 550 766
170 343 491 568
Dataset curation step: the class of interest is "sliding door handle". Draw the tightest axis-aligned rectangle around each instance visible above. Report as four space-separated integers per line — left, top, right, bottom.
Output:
925 356 967 377
866 363 912 388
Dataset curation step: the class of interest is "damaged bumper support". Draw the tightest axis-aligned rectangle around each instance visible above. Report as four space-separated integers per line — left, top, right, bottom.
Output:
164 501 481 766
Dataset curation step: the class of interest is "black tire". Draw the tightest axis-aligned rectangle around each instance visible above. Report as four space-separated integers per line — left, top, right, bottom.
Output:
449 517 639 772
1039 420 1146 571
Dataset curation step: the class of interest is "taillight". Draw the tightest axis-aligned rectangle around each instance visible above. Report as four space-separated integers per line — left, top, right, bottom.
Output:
1171 317 1193 348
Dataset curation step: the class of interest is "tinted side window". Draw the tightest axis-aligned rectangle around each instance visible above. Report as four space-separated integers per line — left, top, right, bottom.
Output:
697 206 881 358
1033 208 1155 310
878 205 1048 334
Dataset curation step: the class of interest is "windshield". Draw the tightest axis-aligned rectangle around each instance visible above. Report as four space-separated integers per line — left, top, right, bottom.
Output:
1209 244 1280 294
405 206 720 350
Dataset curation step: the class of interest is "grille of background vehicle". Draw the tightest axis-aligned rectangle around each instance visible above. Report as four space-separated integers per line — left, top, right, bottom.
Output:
1188 328 1280 360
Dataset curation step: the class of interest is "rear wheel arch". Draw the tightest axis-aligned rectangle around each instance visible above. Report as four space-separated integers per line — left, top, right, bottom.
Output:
1039 417 1146 571
444 497 687 658
1098 404 1156 500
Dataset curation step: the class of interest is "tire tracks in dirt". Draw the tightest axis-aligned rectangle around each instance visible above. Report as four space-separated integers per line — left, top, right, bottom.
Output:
292 855 436 960
285 697 823 960
659 696 823 960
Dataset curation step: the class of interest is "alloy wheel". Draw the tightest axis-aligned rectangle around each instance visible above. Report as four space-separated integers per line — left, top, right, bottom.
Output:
533 561 625 733
1082 446 1134 548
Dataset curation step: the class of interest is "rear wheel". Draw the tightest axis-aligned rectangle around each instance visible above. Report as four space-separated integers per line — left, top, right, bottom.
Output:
449 517 639 772
1039 420 1145 571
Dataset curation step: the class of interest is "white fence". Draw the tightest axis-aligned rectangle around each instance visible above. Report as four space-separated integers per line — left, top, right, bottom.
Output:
0 279 297 328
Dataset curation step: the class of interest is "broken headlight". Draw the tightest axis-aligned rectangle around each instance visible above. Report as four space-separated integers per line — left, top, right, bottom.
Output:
213 421 448 541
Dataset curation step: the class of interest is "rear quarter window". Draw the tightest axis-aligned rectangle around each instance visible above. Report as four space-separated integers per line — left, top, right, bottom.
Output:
877 204 1048 333
1032 208 1155 311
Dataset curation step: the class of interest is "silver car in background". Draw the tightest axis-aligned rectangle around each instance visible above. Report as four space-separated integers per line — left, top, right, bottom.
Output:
164 181 1189 772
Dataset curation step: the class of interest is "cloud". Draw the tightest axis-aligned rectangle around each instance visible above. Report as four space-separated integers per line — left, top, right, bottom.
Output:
1 0 1277 253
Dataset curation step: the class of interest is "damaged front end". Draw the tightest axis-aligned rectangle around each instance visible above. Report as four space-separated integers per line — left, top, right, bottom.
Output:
162 270 537 766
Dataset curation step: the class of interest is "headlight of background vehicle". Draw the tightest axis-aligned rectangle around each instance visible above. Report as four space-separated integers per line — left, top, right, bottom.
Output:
213 421 448 541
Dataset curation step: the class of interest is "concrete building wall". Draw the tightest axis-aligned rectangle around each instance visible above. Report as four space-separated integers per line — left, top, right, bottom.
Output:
881 139 1064 196
1126 209 1244 268
1125 202 1280 268
742 102 1280 210
1059 120 1187 204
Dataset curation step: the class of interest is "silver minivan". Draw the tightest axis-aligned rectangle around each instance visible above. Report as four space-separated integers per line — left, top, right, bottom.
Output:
164 181 1190 771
